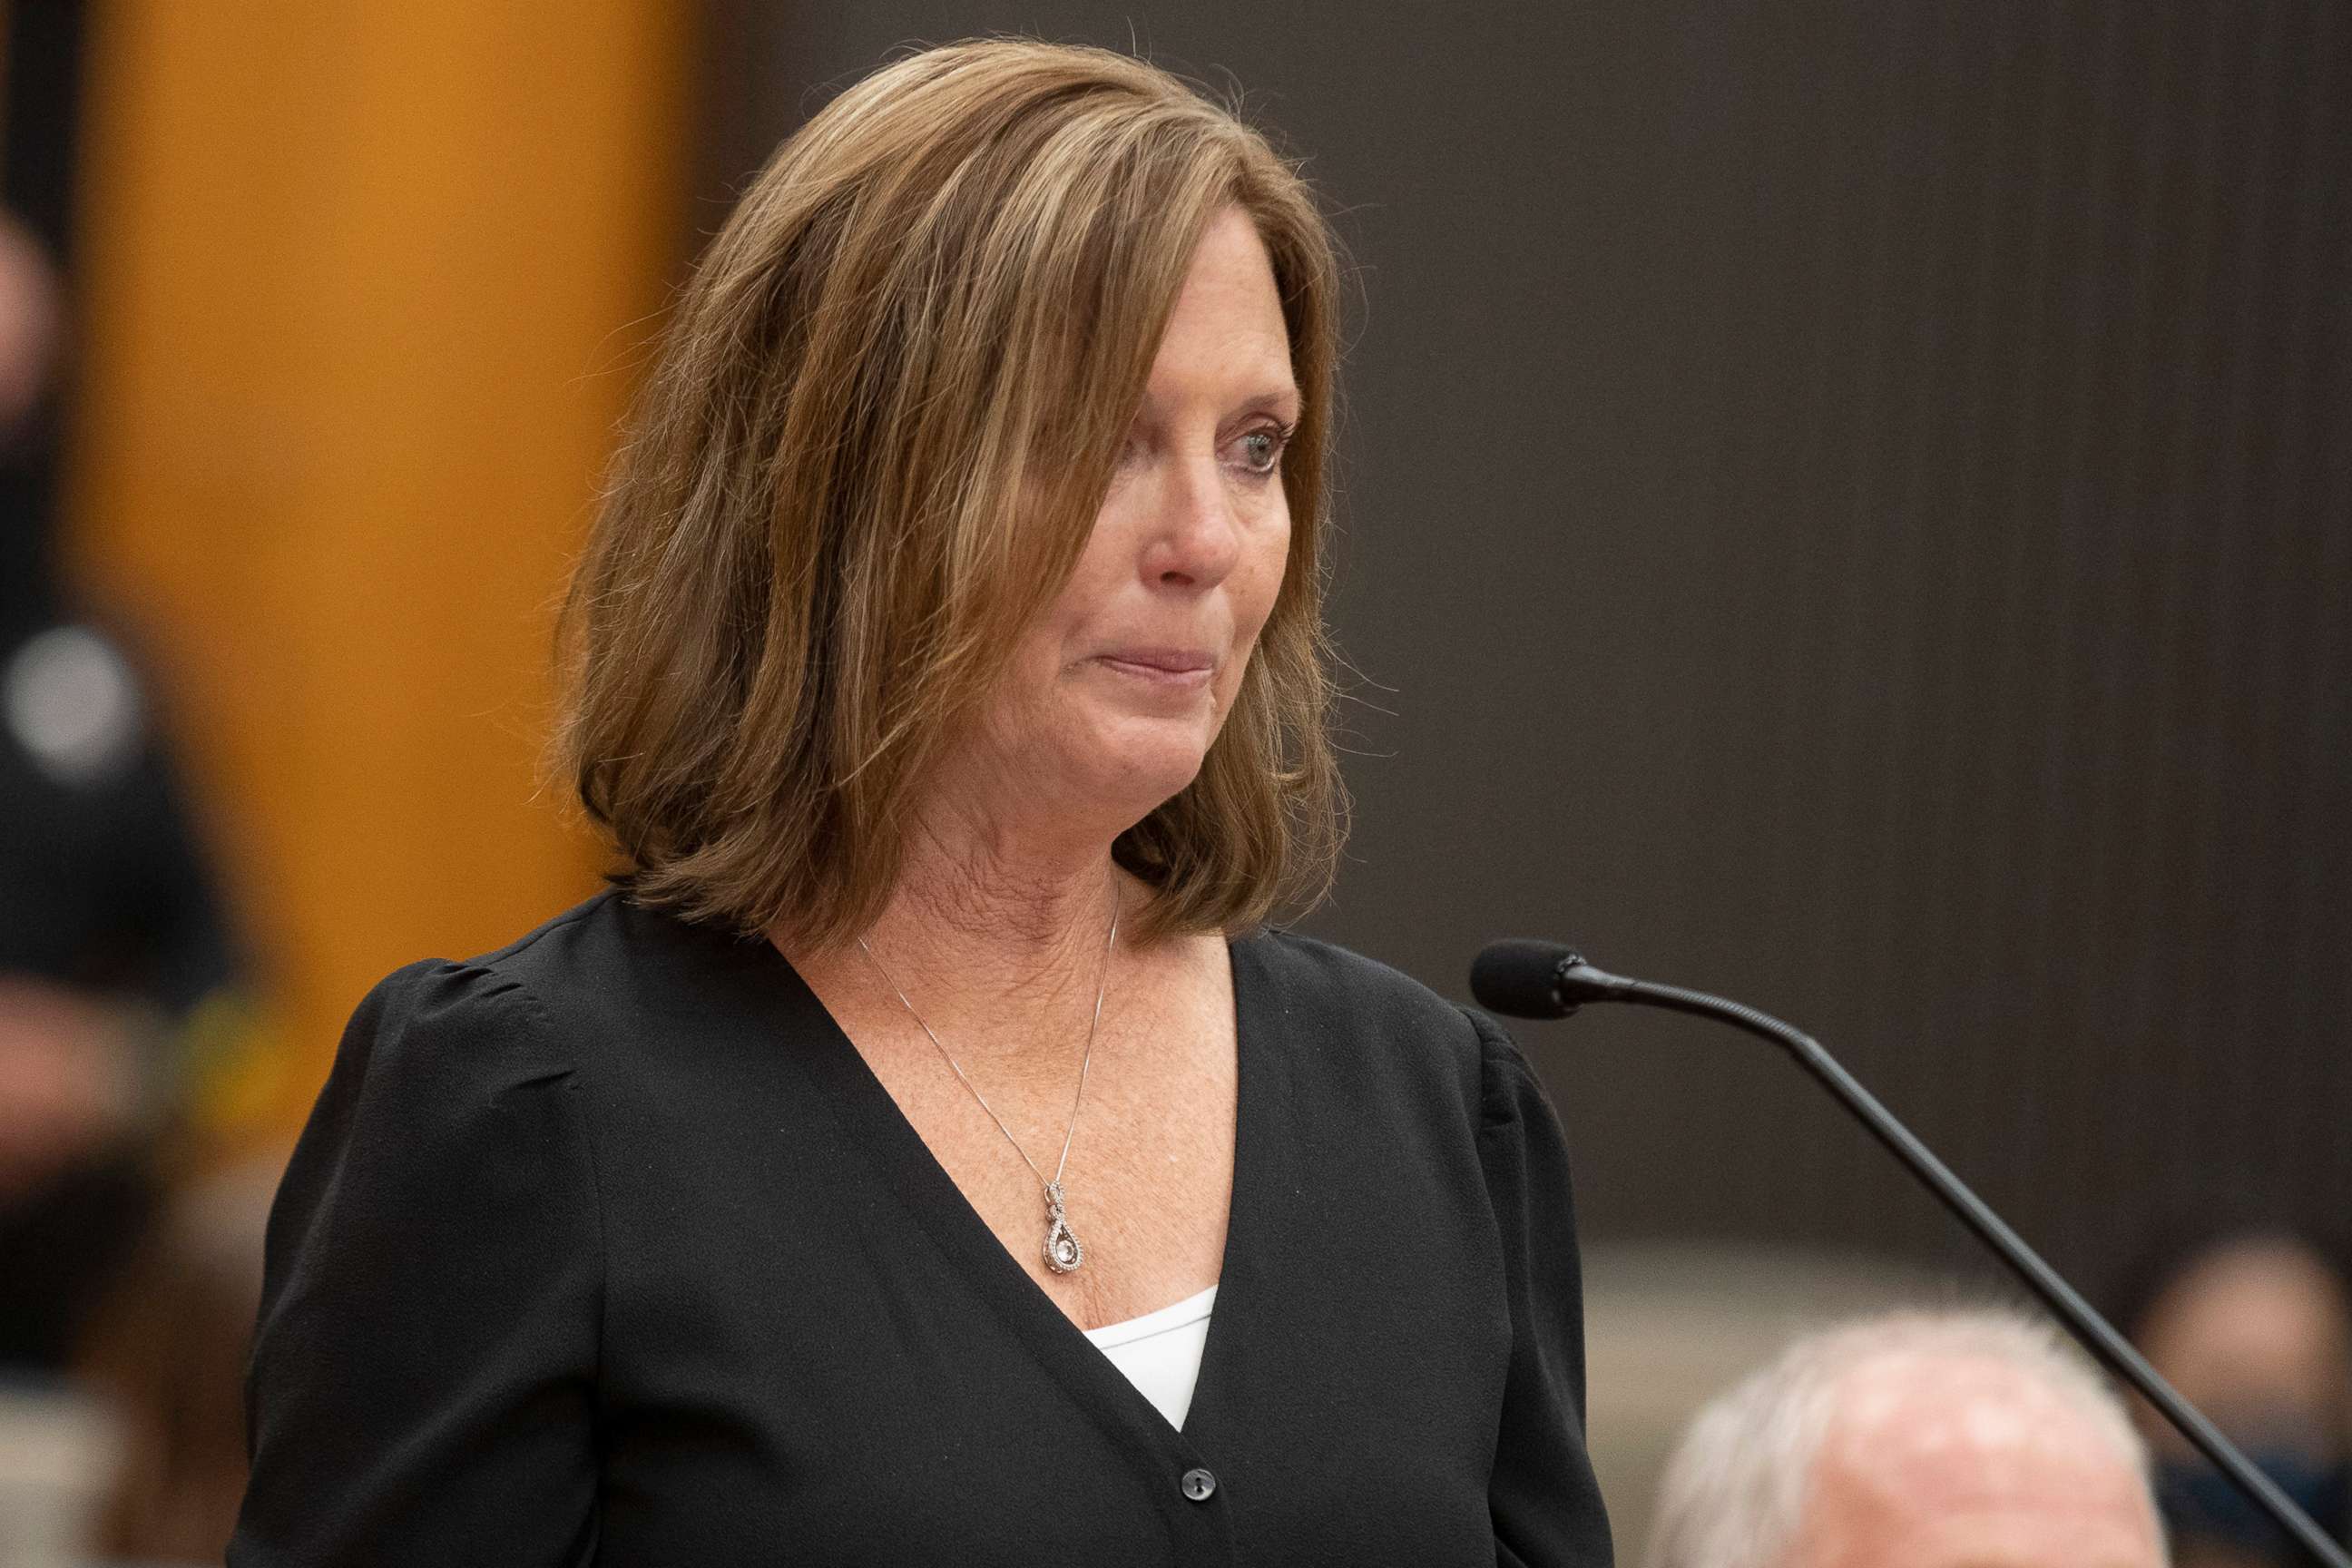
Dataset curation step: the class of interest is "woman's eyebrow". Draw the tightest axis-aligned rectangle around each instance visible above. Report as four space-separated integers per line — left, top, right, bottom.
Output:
1130 382 1304 425
1236 387 1304 422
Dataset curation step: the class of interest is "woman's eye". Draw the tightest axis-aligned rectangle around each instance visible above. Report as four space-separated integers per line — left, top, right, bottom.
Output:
1234 424 1292 476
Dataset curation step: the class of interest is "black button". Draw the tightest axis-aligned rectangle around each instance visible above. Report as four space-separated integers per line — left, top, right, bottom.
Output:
1181 1466 1217 1503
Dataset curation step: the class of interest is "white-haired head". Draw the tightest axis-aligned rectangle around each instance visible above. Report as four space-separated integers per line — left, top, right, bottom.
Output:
1642 1308 2167 1568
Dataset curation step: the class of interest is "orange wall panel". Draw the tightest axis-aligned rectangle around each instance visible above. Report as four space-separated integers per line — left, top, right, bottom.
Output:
63 2 688 1136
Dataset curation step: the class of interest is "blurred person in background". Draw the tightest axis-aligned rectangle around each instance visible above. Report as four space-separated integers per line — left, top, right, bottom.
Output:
0 201 261 1565
0 209 243 1374
1642 1309 2169 1568
2111 1217 2352 1567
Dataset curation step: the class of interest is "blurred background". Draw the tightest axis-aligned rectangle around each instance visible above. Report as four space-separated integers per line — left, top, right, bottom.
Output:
2 1 2344 1563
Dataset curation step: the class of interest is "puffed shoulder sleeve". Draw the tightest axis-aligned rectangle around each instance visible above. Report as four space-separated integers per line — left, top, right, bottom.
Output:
230 959 602 1567
1470 1007 1616 1567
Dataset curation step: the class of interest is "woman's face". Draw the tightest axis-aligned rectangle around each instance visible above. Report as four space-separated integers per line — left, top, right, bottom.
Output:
962 206 1298 841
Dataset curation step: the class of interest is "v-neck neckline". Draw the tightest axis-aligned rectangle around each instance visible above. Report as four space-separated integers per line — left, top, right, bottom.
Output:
763 926 1278 1448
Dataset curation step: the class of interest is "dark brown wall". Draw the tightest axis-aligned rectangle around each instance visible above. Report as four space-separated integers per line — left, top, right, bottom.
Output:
702 1 2352 1291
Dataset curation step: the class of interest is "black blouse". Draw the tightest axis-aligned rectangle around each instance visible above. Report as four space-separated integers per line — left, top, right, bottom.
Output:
230 890 1613 1565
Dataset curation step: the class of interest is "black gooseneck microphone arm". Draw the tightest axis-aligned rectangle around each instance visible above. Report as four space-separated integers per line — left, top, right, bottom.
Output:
1469 938 2351 1568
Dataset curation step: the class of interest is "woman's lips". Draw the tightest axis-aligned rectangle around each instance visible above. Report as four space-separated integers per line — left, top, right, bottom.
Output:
1093 651 1215 688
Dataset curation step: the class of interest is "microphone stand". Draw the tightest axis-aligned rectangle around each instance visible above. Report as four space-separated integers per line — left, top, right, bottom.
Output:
1475 944 2350 1568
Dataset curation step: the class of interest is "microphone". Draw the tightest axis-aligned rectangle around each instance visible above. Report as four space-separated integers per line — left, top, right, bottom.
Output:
1473 938 2351 1568
1469 940 1636 1016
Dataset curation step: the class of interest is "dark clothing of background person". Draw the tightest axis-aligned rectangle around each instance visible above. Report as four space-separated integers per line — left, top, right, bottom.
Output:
0 454 241 1371
230 889 1614 1566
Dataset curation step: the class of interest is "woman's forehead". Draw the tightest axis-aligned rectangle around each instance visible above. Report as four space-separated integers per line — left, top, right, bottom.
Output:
1112 209 1296 412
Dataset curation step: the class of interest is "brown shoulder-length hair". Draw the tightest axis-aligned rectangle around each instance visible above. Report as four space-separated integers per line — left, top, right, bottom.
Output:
553 38 1347 951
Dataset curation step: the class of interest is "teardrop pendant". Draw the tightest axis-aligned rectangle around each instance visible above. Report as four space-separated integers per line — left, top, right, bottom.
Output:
1042 1180 1084 1273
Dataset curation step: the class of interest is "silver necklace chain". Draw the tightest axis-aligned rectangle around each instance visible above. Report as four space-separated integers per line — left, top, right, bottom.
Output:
854 878 1119 1274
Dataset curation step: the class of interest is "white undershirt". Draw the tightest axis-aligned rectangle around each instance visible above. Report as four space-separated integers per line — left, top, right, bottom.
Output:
1082 1283 1218 1432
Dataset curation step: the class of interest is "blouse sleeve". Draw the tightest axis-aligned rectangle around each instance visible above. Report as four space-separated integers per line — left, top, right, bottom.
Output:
1470 1006 1617 1567
229 959 602 1567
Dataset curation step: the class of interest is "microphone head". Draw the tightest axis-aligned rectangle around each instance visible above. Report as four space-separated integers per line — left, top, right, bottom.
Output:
1470 939 1583 1019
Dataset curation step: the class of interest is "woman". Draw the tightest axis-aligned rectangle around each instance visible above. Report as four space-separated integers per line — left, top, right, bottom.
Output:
231 39 1612 1566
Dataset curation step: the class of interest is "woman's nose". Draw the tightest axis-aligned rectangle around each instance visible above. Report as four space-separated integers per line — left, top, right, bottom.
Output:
1142 456 1243 590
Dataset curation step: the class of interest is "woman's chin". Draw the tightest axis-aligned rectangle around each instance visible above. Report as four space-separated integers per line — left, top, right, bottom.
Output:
1085 722 1215 813
1124 750 1212 811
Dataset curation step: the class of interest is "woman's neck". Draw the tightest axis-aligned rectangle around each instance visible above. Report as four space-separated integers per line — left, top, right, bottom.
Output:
837 804 1135 1062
